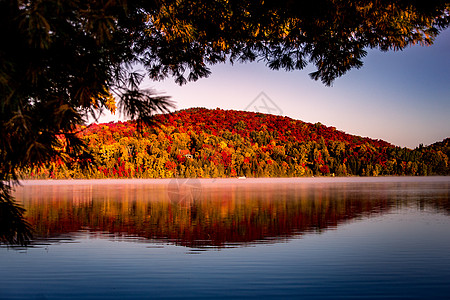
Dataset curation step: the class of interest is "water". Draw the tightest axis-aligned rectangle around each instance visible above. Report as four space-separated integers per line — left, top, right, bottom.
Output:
1 177 449 299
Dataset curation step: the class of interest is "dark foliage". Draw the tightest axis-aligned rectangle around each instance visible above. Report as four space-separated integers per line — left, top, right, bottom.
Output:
0 182 32 245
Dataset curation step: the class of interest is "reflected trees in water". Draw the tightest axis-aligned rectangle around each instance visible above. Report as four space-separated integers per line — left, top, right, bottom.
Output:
14 179 450 248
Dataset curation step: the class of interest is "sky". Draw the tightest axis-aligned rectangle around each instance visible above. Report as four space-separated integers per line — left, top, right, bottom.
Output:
98 29 450 149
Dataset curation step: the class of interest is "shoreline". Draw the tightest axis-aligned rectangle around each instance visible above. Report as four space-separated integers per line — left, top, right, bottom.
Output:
15 176 450 186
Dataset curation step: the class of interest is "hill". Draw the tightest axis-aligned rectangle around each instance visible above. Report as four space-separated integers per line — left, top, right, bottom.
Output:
21 108 449 178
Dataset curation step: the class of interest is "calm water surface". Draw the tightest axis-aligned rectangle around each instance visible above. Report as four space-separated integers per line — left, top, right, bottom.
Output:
1 177 450 299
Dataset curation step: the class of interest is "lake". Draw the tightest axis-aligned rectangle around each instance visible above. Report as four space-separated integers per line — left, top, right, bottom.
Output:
1 177 450 299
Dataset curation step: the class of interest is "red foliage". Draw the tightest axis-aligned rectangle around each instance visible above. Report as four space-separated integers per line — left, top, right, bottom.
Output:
29 107 433 179
320 165 330 174
165 161 177 171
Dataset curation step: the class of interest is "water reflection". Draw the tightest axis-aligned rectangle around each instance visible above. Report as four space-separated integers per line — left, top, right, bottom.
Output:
13 178 450 248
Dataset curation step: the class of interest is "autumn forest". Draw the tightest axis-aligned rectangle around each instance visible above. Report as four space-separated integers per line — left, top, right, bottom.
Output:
21 108 449 179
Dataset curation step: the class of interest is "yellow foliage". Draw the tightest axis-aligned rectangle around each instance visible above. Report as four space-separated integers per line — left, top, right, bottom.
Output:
90 86 116 114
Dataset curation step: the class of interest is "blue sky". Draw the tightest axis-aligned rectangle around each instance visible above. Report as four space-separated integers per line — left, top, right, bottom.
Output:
100 29 450 149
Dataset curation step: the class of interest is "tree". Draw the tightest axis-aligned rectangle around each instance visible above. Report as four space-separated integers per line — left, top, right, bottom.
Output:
1 0 449 244
147 0 450 85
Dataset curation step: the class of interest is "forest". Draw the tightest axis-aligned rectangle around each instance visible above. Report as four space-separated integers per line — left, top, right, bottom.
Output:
20 108 450 179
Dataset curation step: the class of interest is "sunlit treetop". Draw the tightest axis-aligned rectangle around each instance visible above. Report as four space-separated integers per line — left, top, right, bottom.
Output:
147 0 450 85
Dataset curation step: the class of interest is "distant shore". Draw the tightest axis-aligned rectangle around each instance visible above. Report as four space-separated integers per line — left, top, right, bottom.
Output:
17 176 450 186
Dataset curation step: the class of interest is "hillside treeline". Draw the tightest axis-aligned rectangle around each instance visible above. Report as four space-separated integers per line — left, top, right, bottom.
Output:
21 108 449 179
